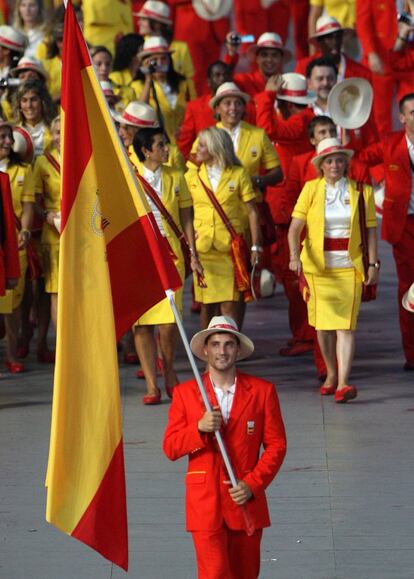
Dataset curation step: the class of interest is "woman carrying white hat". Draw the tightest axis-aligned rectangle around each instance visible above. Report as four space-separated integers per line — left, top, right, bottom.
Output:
288 138 379 403
131 125 201 405
131 36 195 145
136 1 196 97
0 25 26 79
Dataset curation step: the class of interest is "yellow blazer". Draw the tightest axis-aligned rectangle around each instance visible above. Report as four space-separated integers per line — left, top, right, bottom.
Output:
131 79 194 145
6 163 35 222
82 0 133 52
292 177 377 278
137 164 192 272
42 56 62 101
171 40 196 97
32 149 61 245
185 164 256 253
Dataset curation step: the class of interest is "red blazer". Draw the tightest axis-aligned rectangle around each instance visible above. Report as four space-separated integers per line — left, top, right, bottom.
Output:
0 171 20 295
356 0 398 69
358 131 412 244
234 69 266 98
176 94 215 158
163 371 287 532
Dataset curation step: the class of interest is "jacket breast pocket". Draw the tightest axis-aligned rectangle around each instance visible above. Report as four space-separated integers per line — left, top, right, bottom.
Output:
186 471 206 484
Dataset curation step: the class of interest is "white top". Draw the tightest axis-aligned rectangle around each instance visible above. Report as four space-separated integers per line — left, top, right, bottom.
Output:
223 122 241 153
206 164 223 193
405 135 414 214
0 158 9 172
324 177 353 269
158 81 178 110
211 377 236 424
142 165 166 236
24 27 45 60
25 121 46 157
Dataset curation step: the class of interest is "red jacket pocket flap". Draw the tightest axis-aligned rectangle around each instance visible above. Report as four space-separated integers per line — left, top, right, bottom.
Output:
186 471 206 484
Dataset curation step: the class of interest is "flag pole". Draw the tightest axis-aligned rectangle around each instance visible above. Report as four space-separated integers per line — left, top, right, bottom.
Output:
165 289 255 536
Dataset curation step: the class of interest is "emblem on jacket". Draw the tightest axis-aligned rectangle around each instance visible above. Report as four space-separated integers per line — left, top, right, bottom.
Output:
251 146 258 158
247 421 255 435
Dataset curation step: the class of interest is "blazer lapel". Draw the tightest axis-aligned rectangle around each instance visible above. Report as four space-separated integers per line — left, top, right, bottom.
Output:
225 372 252 432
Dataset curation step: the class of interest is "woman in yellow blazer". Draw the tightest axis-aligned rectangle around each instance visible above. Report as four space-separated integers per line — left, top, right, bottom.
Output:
186 127 262 330
132 126 201 405
288 138 378 403
131 36 195 145
108 33 144 99
0 122 35 373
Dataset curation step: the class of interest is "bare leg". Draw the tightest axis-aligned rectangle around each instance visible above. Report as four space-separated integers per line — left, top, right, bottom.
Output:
200 303 219 330
5 308 21 363
133 325 159 396
159 323 179 391
336 330 355 389
317 330 338 386
234 294 246 330
220 301 239 322
50 294 58 330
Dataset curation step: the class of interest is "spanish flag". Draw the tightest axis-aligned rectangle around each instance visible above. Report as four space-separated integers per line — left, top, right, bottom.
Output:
45 2 181 571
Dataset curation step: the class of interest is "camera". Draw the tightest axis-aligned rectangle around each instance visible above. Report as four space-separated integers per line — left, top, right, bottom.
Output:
0 77 21 89
148 59 158 73
228 33 255 46
398 12 414 26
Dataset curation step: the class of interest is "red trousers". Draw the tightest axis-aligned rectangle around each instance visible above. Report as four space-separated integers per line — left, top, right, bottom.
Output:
370 70 414 134
392 215 414 364
192 526 263 579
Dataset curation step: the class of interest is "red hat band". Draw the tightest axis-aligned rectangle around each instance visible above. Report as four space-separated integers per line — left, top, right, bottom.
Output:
317 22 341 35
279 88 307 97
140 8 170 21
0 35 23 50
121 111 156 126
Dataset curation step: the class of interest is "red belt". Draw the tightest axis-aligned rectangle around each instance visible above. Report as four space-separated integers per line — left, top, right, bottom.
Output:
324 237 349 251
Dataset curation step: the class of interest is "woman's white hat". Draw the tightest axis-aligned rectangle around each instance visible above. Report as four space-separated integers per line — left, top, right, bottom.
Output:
13 126 34 163
309 15 350 42
100 80 116 97
190 315 254 361
135 1 172 25
402 283 414 313
251 265 276 301
209 81 250 109
276 73 317 105
328 77 374 130
10 57 48 80
248 32 292 63
138 36 174 60
113 101 159 127
192 0 232 21
0 26 26 53
311 137 354 168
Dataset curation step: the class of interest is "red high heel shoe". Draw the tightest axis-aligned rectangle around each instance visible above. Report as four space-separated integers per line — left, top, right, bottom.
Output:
143 392 161 405
320 384 336 396
6 361 25 374
334 386 357 403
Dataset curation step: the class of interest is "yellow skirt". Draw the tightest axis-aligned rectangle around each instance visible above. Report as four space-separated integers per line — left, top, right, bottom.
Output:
11 250 28 311
194 248 239 304
135 258 184 326
41 243 60 294
305 267 362 331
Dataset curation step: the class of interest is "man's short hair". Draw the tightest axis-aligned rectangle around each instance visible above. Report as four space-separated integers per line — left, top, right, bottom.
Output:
307 115 336 139
399 93 414 113
306 56 338 79
204 332 240 346
207 60 231 79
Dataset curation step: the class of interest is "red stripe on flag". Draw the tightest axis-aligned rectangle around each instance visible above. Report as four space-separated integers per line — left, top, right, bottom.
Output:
71 440 128 571
60 1 93 230
107 215 179 340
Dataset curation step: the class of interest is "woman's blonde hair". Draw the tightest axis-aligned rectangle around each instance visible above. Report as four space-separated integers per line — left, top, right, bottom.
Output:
198 127 241 169
13 0 45 31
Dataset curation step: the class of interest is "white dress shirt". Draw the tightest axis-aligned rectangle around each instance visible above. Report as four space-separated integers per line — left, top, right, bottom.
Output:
324 177 353 269
211 377 236 424
158 81 178 110
222 122 241 153
142 165 166 235
25 122 47 157
405 135 414 214
206 164 223 193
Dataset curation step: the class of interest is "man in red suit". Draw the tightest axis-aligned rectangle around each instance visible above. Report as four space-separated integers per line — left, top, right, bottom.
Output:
176 60 232 158
163 316 286 579
296 15 371 83
356 0 414 134
358 93 414 370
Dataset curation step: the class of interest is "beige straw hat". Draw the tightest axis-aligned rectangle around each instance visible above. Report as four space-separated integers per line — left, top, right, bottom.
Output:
190 315 254 361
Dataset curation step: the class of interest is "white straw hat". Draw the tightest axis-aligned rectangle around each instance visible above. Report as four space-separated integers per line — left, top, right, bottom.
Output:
248 32 292 63
209 81 250 109
13 126 34 163
190 315 254 361
135 1 172 25
276 73 317 105
0 25 26 53
113 101 159 127
138 36 173 60
309 15 350 42
100 80 116 97
10 56 47 80
311 137 354 168
402 283 414 313
192 0 232 21
251 265 276 301
328 77 374 130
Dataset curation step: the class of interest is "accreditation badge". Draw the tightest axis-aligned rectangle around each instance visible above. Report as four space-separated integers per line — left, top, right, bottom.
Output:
247 421 255 435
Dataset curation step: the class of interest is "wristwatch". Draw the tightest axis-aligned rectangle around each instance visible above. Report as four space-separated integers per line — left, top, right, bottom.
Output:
368 261 381 269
